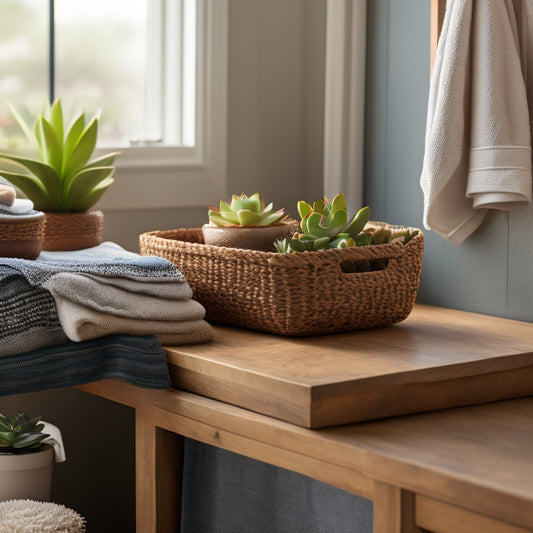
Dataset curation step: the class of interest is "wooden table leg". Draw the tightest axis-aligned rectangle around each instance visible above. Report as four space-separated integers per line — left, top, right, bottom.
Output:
136 408 183 533
373 481 423 533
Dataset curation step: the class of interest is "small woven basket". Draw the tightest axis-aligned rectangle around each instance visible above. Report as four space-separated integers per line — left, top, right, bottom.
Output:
140 226 424 336
0 214 45 259
43 210 104 251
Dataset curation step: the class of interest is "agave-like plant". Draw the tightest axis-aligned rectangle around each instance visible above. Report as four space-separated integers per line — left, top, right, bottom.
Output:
208 193 286 226
274 193 371 253
0 412 55 454
0 99 118 212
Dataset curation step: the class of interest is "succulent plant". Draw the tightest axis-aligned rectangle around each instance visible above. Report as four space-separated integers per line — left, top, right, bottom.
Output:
208 193 286 227
0 99 118 213
274 193 372 253
0 412 55 454
365 223 420 245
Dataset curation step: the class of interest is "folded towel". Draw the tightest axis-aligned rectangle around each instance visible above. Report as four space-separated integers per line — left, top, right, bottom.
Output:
0 241 188 285
50 290 213 344
0 267 68 357
73 273 193 300
0 241 214 351
43 272 196 318
0 334 171 397
420 0 531 244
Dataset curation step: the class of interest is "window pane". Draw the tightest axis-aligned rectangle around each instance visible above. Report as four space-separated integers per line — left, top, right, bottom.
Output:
55 0 148 147
0 0 48 148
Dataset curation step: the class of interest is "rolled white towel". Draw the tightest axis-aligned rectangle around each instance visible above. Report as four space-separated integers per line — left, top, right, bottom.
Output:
0 198 34 215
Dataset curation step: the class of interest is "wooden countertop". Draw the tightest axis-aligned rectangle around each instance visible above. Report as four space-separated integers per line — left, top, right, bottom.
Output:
164 304 533 427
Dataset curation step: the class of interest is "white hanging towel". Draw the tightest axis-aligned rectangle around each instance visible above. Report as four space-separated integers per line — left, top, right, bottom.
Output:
420 0 532 244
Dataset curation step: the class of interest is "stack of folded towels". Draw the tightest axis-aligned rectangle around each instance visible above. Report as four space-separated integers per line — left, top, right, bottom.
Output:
0 241 213 357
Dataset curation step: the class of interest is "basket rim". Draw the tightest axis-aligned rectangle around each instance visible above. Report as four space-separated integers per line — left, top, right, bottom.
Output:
140 225 423 265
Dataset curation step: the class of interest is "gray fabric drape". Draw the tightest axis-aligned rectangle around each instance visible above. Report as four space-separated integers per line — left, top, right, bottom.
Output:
181 439 373 533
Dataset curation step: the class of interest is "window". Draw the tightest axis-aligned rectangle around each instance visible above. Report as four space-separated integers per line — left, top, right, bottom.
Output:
0 0 228 208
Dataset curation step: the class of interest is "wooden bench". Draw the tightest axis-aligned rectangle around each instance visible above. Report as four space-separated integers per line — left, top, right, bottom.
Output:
78 304 533 532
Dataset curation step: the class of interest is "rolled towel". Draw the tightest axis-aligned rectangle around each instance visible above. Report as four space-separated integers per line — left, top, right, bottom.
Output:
0 198 34 215
0 184 15 206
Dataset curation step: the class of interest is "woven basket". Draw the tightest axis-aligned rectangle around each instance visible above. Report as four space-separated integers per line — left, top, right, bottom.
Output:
43 210 104 251
139 226 424 336
0 213 44 259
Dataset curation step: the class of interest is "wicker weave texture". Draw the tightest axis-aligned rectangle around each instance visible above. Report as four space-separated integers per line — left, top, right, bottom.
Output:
139 227 424 336
43 210 104 251
0 218 44 241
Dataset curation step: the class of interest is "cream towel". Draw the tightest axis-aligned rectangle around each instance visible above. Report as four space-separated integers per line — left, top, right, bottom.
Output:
420 0 532 244
53 297 214 344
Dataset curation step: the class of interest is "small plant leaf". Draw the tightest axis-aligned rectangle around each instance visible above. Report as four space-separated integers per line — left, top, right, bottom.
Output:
39 117 63 174
64 166 115 210
355 232 372 246
66 176 114 212
84 151 119 169
63 117 98 181
62 113 86 171
48 99 64 147
0 154 61 205
0 170 57 211
297 201 312 219
344 206 370 238
4 101 33 143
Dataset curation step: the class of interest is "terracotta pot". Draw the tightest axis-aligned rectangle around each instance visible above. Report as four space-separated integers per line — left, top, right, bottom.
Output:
0 211 45 260
0 446 54 502
43 210 104 251
202 220 299 252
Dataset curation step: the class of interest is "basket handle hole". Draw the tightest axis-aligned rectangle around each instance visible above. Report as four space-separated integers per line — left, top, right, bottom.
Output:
340 258 390 274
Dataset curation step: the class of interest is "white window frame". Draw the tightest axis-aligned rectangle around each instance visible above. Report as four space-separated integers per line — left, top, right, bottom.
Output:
98 0 228 210
324 0 366 212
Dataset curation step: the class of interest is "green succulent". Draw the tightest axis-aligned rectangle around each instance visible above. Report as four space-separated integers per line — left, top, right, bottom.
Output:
274 193 371 253
0 412 55 454
208 193 286 226
0 99 118 212
365 224 420 245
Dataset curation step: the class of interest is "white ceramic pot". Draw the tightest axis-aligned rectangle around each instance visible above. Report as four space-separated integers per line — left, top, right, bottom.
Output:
0 421 66 503
0 446 54 502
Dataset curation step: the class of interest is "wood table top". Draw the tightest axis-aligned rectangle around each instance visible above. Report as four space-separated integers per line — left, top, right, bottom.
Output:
164 304 533 427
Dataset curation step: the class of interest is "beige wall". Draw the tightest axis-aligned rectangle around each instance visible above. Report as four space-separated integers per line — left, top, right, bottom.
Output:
0 2 326 531
104 0 326 252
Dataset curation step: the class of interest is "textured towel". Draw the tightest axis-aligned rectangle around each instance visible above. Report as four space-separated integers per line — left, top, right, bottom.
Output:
0 334 171 397
0 269 68 357
43 272 195 318
0 241 188 285
51 295 213 344
0 241 213 347
420 0 532 244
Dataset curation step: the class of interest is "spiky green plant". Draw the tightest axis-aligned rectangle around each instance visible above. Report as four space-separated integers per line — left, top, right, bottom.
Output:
0 99 118 212
0 413 55 454
208 193 286 226
274 193 372 253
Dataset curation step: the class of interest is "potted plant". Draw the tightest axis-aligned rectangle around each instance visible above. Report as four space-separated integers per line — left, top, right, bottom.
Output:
0 412 65 502
274 193 419 255
0 99 119 250
202 192 298 252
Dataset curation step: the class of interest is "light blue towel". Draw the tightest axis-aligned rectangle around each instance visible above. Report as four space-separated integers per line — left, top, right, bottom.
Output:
0 241 187 286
